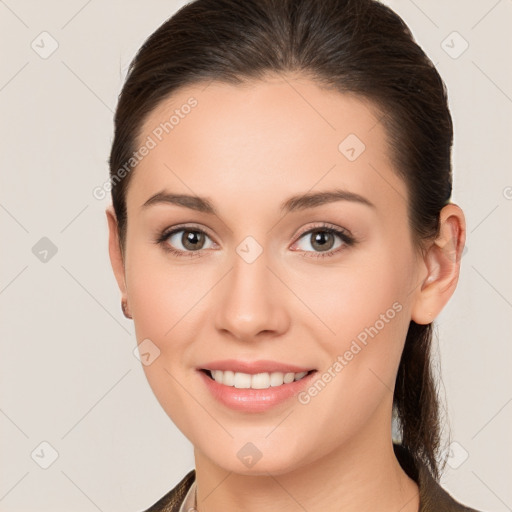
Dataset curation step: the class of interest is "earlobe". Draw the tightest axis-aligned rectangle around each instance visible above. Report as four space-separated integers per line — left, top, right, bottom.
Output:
411 204 466 325
106 206 128 298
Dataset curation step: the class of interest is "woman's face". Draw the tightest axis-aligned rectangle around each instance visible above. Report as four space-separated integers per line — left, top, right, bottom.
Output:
117 75 426 474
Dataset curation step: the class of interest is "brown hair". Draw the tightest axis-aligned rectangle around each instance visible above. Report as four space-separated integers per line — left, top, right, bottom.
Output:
109 0 453 479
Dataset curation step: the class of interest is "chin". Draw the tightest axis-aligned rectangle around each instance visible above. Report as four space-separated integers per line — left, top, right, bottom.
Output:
200 441 309 476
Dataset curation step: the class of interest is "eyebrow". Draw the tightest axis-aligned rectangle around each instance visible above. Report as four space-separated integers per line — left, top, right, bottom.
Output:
141 188 375 214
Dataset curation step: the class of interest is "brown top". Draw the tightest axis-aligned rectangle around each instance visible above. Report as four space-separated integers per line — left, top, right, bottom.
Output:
141 444 482 512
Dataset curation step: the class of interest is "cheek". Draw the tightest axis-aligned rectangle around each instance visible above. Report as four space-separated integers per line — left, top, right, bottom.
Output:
289 258 412 450
314 256 410 335
124 245 205 434
125 239 202 337
308 248 414 384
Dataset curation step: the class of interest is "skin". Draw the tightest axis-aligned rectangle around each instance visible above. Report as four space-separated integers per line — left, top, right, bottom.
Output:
107 74 466 512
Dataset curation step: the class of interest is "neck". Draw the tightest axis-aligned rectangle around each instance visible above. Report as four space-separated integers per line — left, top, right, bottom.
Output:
193 413 419 512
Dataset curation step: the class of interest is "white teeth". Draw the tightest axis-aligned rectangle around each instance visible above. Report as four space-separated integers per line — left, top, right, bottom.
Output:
208 370 310 389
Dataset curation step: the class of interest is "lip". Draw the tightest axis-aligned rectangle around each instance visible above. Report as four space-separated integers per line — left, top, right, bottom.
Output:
198 359 314 374
197 366 317 413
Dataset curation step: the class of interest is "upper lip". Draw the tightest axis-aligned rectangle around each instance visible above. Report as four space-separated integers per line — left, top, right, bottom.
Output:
199 359 315 374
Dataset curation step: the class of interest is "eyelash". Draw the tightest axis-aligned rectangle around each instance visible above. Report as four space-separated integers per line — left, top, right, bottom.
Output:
155 222 356 260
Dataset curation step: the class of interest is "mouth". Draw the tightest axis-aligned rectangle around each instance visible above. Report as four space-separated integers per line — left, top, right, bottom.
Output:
197 362 318 412
199 368 317 390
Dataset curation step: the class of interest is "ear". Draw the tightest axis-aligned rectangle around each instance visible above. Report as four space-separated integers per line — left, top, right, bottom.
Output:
411 203 466 325
106 205 128 300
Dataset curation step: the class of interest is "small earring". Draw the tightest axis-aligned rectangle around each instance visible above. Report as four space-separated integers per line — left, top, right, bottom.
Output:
121 298 132 319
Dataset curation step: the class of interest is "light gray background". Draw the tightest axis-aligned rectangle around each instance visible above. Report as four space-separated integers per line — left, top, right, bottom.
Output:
1 1 511 511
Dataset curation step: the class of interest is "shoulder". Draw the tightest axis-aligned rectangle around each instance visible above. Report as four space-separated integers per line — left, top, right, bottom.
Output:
140 469 196 512
418 464 483 512
393 443 484 512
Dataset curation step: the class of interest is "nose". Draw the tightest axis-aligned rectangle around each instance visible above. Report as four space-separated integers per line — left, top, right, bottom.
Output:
213 248 291 342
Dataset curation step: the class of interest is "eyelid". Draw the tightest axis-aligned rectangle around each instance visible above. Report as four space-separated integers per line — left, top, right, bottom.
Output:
292 222 352 241
289 222 355 256
155 224 217 260
158 222 216 242
157 221 355 258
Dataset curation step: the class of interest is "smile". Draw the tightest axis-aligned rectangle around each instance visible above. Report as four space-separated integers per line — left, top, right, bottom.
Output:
202 369 314 389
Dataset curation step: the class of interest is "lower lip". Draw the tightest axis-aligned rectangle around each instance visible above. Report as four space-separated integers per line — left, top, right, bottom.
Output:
198 370 317 412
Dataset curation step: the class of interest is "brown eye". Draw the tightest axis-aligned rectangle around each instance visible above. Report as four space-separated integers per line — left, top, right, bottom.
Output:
291 224 355 259
180 230 206 251
161 228 215 254
308 230 337 252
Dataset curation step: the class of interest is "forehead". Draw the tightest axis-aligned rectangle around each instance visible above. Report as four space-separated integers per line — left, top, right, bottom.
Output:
127 75 407 215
